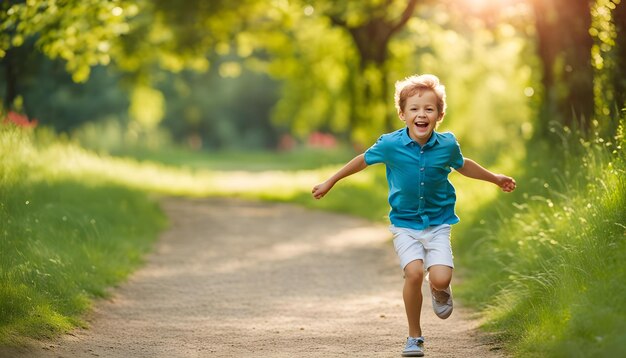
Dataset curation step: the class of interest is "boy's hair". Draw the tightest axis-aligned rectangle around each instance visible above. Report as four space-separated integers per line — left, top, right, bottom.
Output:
394 74 447 115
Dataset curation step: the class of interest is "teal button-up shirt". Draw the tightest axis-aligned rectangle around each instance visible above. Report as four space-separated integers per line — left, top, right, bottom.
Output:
364 128 465 230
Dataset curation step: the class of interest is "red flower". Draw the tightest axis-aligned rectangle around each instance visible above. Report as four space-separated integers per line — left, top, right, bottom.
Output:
307 131 337 149
2 111 38 128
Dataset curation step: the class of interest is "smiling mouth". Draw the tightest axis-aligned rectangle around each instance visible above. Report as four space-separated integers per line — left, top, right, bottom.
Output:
415 122 428 128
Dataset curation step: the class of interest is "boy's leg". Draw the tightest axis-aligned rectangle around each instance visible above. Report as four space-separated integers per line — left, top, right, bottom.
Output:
427 264 453 319
403 259 425 338
427 264 452 291
422 224 455 319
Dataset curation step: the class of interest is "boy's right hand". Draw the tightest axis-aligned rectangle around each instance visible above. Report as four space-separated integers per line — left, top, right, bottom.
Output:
312 181 334 199
495 174 516 192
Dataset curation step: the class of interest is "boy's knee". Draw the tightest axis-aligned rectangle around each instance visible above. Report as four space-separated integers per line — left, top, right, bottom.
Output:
428 265 453 290
429 276 451 291
404 262 424 285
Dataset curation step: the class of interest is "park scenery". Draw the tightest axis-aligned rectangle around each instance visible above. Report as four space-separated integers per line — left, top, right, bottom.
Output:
1 0 625 357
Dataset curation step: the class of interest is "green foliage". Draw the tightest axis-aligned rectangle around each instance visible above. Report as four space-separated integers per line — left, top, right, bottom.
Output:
388 5 534 164
10 59 131 132
0 0 539 154
0 52 281 149
0 0 225 82
591 0 625 133
3 2 625 353
71 117 172 154
312 0 412 27
129 85 164 129
454 117 626 357
263 12 357 140
1 0 137 81
157 61 282 150
1 0 623 153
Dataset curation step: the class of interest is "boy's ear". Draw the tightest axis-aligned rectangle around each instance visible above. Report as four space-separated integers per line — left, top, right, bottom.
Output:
437 112 445 121
398 110 405 121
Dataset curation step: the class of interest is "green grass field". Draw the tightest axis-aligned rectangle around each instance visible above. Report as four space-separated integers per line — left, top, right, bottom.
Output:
454 124 626 357
0 127 167 344
1 121 624 357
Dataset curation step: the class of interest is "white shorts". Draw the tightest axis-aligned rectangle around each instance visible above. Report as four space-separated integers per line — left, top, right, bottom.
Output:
389 224 454 271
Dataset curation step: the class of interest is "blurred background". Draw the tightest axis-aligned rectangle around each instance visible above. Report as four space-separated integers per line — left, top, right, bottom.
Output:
2 0 623 162
1 1 626 355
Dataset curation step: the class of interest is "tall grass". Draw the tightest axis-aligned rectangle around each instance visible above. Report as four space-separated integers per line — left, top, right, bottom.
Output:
0 126 167 344
454 119 626 357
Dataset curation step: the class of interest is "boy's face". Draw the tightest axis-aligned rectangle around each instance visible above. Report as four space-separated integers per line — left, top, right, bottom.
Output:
399 89 444 145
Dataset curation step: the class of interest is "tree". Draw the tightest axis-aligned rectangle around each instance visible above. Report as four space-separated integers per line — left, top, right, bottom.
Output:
0 0 253 136
612 0 626 112
531 0 595 134
0 0 137 111
321 0 419 136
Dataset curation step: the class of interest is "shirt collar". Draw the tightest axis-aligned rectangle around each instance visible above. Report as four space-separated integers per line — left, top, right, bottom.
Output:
401 127 440 148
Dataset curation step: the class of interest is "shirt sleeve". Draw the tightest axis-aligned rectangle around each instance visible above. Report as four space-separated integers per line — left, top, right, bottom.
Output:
449 135 464 170
364 135 386 165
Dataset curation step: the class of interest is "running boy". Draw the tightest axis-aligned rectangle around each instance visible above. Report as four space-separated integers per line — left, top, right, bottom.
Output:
311 74 516 357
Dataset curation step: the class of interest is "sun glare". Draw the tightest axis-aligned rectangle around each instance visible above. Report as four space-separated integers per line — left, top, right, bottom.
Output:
461 0 518 11
456 0 523 20
467 0 490 8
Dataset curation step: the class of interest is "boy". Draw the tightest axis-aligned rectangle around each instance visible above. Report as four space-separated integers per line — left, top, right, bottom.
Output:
311 74 516 357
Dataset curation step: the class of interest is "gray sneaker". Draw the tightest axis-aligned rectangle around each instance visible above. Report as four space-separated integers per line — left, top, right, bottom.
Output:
402 336 425 357
430 285 453 319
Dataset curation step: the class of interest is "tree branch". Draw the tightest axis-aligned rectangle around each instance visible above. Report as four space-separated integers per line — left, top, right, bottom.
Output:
390 0 418 35
328 13 347 27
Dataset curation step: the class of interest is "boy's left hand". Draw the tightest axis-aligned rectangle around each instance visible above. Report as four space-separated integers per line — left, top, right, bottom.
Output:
495 174 516 192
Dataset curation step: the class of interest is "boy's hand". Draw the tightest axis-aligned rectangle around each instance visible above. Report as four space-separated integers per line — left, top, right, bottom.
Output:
495 174 516 192
312 181 334 199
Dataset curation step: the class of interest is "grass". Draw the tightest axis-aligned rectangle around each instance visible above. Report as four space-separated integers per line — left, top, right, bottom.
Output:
0 125 386 344
453 121 626 357
2 117 624 357
0 127 166 344
112 145 357 172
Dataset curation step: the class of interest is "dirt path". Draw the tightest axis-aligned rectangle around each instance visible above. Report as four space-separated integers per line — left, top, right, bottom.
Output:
8 198 505 357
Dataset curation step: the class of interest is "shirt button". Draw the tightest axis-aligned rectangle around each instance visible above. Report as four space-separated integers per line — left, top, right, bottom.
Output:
420 167 425 171
420 150 424 154
420 197 424 200
421 182 424 186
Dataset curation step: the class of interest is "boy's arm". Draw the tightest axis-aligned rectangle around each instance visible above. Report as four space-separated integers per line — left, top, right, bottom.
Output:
312 154 368 199
456 158 516 192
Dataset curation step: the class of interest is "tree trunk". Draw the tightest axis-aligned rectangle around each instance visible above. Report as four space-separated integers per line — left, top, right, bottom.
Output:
613 0 626 113
3 48 18 111
328 0 418 139
532 0 594 134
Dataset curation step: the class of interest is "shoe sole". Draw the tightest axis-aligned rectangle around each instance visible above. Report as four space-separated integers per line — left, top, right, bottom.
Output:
402 352 425 357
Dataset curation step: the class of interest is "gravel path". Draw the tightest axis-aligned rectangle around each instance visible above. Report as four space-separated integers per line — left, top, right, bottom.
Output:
5 197 506 357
